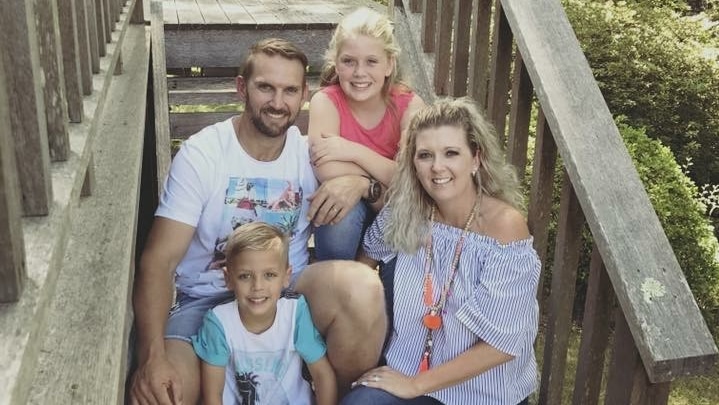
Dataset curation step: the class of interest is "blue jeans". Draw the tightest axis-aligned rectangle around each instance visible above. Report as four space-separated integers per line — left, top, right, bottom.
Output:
314 201 372 260
340 386 443 405
165 291 234 342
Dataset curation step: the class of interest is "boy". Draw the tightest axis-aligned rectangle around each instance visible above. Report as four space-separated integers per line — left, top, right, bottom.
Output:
192 222 336 405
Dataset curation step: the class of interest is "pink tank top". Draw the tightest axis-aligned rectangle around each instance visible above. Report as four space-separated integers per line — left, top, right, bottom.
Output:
321 84 414 159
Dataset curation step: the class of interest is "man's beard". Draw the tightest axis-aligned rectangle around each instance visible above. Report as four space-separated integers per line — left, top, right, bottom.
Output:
246 95 295 138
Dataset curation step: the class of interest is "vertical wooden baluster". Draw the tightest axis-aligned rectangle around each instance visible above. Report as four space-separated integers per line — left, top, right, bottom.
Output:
487 0 512 139
468 0 491 109
572 246 614 405
506 52 532 182
539 170 585 405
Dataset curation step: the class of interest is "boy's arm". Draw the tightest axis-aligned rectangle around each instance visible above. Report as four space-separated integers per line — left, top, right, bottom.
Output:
200 362 226 405
306 356 337 405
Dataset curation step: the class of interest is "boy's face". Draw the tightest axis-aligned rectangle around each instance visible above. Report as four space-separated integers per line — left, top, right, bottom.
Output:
224 248 291 328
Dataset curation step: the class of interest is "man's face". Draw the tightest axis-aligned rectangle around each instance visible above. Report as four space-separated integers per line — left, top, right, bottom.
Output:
238 54 307 138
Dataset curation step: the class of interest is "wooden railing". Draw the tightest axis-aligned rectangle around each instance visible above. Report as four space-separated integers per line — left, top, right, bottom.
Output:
0 0 148 403
392 0 717 403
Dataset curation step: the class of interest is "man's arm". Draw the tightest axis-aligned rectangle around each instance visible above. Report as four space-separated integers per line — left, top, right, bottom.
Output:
199 362 226 405
130 217 195 405
307 356 337 405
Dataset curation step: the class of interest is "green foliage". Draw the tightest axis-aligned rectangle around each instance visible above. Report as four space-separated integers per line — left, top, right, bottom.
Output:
564 0 719 187
618 120 719 334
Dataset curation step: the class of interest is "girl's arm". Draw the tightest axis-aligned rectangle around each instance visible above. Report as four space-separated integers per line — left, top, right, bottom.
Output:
200 362 226 405
306 356 337 405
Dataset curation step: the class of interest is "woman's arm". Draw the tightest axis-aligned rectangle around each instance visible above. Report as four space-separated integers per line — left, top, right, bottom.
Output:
200 362 226 405
307 356 338 405
355 341 512 399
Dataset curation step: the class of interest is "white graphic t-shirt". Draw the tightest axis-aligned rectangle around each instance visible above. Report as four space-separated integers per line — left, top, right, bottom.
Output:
156 118 317 297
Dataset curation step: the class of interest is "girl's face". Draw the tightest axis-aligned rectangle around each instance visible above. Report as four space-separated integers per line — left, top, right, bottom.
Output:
413 125 479 206
335 34 394 104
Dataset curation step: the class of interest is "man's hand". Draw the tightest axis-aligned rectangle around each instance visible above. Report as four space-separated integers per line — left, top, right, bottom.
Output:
130 355 184 405
307 175 369 226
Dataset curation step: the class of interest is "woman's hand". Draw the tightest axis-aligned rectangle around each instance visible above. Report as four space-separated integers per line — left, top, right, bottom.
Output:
352 366 422 399
310 132 357 166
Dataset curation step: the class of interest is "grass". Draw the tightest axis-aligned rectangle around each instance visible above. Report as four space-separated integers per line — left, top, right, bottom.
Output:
535 326 719 404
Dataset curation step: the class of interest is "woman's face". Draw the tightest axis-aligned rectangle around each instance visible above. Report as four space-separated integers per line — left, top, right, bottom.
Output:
413 125 479 206
334 34 393 104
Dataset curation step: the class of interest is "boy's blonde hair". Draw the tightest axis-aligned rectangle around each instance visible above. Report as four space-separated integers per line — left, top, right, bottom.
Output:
224 222 289 268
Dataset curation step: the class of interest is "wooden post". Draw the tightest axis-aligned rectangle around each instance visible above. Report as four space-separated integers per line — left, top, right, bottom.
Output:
58 0 84 123
421 0 437 53
450 0 472 97
35 0 70 162
539 170 585 405
468 0 491 108
81 153 95 197
103 0 112 40
151 0 171 197
506 52 532 181
131 0 145 23
0 0 53 216
75 0 94 95
433 0 454 95
572 246 614 405
487 0 513 139
605 310 672 405
95 0 107 56
528 109 557 306
0 54 27 303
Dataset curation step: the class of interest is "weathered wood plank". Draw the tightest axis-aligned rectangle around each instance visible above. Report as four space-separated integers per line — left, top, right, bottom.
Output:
506 53 532 182
87 0 101 73
151 0 172 197
195 0 229 24
0 57 26 303
103 0 113 39
539 171 585 405
468 0 491 108
421 0 436 53
164 28 335 71
487 0 512 139
449 0 471 97
216 0 254 24
167 75 320 106
175 0 204 24
433 0 453 95
35 0 70 162
58 0 84 123
409 0 421 13
502 0 718 379
132 0 145 23
572 246 614 405
81 154 95 197
527 110 556 306
0 0 53 216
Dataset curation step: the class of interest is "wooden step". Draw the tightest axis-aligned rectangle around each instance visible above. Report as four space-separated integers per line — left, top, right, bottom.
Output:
0 5 145 405
27 24 150 405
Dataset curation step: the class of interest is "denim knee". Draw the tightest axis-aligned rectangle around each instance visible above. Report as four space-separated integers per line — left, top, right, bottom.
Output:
314 202 370 260
340 386 403 405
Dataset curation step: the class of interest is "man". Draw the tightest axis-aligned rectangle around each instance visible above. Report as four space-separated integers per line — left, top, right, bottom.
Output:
129 39 386 405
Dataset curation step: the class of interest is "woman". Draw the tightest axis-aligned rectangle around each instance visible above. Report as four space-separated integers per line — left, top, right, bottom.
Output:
308 7 425 260
344 98 540 405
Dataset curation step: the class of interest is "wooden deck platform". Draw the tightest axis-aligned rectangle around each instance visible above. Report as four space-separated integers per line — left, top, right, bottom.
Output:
162 0 382 27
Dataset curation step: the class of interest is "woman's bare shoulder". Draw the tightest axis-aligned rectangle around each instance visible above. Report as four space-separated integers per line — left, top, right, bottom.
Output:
479 197 529 244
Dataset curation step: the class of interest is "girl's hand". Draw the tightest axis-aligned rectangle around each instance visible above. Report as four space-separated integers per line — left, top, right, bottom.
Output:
352 366 422 399
310 133 357 166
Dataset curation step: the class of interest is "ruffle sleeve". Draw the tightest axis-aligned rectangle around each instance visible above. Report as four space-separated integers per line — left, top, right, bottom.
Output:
362 207 396 263
455 240 541 356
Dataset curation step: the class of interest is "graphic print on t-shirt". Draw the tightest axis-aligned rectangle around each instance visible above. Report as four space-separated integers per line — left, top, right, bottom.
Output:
206 177 302 272
233 351 291 405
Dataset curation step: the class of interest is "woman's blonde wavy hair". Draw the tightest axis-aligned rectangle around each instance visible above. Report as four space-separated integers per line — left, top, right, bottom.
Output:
320 7 406 100
384 97 524 253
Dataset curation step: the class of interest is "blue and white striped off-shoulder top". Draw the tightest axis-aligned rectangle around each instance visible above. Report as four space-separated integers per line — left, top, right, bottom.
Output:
363 208 541 405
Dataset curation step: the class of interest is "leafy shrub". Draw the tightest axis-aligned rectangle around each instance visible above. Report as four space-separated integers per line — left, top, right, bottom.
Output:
564 0 719 187
618 121 719 334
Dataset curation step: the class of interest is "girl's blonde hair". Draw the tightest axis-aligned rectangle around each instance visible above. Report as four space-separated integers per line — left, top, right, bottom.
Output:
320 7 405 99
384 97 524 253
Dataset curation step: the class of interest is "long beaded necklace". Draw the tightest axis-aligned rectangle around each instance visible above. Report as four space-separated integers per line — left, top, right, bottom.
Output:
418 200 479 373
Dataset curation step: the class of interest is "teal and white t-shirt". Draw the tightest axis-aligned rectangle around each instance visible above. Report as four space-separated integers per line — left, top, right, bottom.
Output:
192 295 326 405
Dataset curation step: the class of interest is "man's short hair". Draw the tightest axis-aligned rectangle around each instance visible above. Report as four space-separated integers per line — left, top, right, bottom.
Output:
240 38 309 84
225 222 290 268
